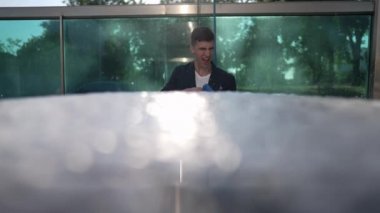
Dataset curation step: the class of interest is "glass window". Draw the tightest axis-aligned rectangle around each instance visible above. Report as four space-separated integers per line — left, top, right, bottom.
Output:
65 15 371 97
0 14 372 98
216 15 371 97
0 20 61 98
64 17 213 93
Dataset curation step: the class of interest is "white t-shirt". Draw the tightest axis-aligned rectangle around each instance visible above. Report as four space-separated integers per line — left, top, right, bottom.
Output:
195 71 211 88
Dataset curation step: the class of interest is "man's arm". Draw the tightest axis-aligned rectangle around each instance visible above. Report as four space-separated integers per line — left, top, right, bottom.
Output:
161 68 178 91
221 72 236 91
229 74 237 91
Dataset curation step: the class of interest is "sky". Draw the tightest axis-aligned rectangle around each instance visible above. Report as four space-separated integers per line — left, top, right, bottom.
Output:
0 1 65 53
0 0 66 7
0 20 45 54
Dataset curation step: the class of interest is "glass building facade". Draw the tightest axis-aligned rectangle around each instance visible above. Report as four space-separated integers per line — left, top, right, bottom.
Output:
0 1 379 98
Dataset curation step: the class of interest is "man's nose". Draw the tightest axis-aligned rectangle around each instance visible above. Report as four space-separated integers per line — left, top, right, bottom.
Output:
205 50 211 57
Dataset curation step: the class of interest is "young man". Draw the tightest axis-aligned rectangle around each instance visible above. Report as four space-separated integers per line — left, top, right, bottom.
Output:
162 27 236 91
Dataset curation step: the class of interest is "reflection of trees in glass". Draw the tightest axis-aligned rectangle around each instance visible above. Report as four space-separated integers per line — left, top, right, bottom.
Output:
0 45 18 97
218 17 285 91
64 19 156 92
0 0 371 98
63 14 213 92
217 16 370 97
0 39 22 55
64 19 129 92
283 16 370 96
63 0 370 97
282 16 341 93
340 16 369 86
0 21 60 98
16 21 61 96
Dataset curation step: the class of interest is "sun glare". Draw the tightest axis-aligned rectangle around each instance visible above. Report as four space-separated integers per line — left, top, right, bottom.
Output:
147 93 206 143
144 92 241 173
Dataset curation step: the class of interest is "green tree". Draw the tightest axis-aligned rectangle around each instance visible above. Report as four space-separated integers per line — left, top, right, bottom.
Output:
17 33 61 96
340 16 370 86
0 43 18 97
1 22 60 98
276 15 369 96
63 19 130 92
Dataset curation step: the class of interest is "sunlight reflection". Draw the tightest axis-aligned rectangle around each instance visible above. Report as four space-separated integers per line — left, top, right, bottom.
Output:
146 93 208 160
115 92 244 173
144 92 242 174
188 21 195 33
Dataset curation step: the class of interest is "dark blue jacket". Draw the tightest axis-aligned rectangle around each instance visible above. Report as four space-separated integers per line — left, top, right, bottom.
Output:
162 62 236 91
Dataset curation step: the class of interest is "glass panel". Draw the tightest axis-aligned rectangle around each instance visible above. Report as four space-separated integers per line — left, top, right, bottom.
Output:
216 15 371 97
0 20 60 98
1 15 372 98
64 17 214 93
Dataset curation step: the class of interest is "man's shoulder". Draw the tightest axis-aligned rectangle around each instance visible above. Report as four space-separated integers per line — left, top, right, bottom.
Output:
174 62 194 72
214 66 235 79
211 64 236 91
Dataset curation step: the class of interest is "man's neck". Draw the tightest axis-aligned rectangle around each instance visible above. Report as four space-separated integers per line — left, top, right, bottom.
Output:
194 62 212 76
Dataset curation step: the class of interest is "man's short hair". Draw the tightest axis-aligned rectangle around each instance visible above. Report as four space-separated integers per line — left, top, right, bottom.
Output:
191 27 215 46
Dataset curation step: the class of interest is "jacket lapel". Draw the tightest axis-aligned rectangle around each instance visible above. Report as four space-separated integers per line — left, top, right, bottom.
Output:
208 62 220 90
188 62 196 88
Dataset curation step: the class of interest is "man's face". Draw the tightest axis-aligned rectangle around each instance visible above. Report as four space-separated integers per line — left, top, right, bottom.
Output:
191 40 214 69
